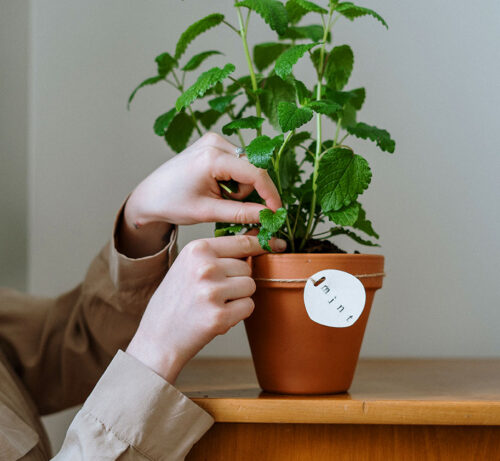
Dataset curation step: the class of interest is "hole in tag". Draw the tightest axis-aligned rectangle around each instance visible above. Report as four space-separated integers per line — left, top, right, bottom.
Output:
313 276 326 287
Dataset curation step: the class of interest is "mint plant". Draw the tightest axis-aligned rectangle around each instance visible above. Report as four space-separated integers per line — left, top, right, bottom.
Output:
129 0 395 253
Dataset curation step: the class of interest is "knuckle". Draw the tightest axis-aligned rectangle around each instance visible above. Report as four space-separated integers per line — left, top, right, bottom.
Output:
236 235 254 254
202 132 221 146
186 239 210 256
233 205 249 223
202 145 219 162
208 309 228 335
196 263 217 280
198 285 220 303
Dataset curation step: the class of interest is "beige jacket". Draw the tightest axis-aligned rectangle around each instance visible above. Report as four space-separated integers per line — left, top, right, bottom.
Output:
0 215 214 460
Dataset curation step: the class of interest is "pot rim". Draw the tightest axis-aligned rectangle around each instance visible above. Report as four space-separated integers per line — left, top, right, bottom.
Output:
254 253 384 259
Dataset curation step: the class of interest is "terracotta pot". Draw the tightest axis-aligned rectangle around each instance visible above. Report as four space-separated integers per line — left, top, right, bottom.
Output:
244 253 384 394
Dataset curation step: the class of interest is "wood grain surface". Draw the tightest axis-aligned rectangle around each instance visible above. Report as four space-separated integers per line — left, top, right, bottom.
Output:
186 423 500 460
177 358 500 425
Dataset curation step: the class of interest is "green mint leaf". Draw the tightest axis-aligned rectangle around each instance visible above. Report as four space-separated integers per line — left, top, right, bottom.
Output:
153 108 177 136
293 0 328 14
257 228 274 251
226 75 253 94
293 78 311 105
279 148 300 190
317 147 372 212
245 135 282 168
261 75 296 130
325 87 365 127
285 0 308 24
348 87 366 109
335 2 388 29
341 103 357 128
214 223 243 237
260 207 288 233
236 0 288 35
258 207 288 250
127 76 163 109
208 93 241 113
325 87 365 109
165 111 194 153
176 64 235 111
325 44 354 90
346 122 395 153
194 109 222 130
175 13 225 60
182 50 223 71
309 48 322 73
287 131 311 149
275 43 317 79
329 227 380 246
222 116 264 135
155 52 177 77
325 202 360 226
306 100 341 115
280 25 325 42
352 204 379 238
254 42 290 72
278 101 314 132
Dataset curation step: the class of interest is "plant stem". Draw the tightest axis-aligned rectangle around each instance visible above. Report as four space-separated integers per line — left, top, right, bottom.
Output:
300 6 334 250
235 5 262 136
333 116 342 146
172 69 203 136
272 131 295 251
222 20 240 35
229 109 246 147
313 229 331 238
339 133 349 144
292 196 303 236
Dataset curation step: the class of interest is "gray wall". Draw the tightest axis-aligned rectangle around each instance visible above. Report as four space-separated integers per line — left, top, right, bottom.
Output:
1 0 499 453
28 0 500 358
0 0 29 290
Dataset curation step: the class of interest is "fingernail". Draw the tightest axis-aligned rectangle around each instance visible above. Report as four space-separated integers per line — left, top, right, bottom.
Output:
274 238 287 252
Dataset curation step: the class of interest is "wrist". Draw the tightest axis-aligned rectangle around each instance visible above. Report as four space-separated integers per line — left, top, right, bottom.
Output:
126 334 186 385
116 199 173 258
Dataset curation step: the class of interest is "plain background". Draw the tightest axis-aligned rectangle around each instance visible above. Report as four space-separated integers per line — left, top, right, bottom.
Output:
2 0 499 453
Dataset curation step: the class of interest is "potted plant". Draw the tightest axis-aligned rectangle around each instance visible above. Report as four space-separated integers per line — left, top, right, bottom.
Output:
129 0 395 394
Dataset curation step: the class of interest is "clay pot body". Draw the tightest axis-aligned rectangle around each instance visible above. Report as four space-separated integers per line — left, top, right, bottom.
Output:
244 253 384 394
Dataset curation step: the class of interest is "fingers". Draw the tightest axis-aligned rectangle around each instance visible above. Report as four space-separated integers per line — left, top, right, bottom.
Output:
213 154 282 212
223 297 255 327
200 197 266 224
218 258 252 277
222 276 256 301
202 132 240 156
227 183 254 201
206 235 286 258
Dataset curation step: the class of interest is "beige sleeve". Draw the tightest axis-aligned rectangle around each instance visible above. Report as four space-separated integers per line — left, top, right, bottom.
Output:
53 351 213 461
0 206 177 415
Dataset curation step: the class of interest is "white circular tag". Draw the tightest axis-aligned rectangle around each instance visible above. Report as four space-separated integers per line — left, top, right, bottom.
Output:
303 269 366 328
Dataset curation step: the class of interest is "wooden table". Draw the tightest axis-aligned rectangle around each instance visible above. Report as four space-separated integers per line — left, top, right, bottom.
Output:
177 358 500 460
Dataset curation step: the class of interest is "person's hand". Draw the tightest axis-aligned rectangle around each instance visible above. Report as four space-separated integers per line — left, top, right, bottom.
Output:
118 132 282 258
126 234 286 384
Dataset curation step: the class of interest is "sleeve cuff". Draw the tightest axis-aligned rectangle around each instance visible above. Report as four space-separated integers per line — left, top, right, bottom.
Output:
109 200 178 290
82 350 214 461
